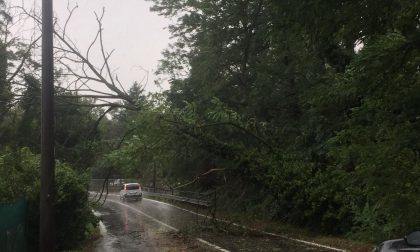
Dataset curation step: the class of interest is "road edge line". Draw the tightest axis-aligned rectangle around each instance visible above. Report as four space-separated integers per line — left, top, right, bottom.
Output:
106 199 230 252
196 238 230 252
143 197 346 252
108 199 179 232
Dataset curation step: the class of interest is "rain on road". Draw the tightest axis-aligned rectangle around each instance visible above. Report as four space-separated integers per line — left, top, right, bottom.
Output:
93 194 332 251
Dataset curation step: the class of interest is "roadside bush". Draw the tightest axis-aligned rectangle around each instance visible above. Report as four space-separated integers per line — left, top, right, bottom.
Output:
55 162 98 250
0 147 98 251
0 147 40 202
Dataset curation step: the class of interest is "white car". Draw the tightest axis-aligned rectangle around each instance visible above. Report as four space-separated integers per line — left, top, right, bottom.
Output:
120 183 142 201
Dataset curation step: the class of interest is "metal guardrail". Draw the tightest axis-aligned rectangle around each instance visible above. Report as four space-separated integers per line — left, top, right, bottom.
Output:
142 187 214 207
90 179 215 207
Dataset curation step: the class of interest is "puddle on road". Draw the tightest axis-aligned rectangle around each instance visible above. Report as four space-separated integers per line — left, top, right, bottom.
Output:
94 220 120 252
93 196 333 251
94 204 206 252
93 209 121 252
94 208 147 251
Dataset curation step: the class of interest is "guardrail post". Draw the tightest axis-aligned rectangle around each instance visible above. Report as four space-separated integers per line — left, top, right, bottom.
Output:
213 190 217 219
196 191 200 220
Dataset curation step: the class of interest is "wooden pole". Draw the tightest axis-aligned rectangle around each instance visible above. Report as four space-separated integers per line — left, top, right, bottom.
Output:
40 0 55 250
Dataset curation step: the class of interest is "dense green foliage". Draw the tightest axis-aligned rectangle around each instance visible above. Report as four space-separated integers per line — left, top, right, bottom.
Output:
1 0 419 246
100 0 420 243
0 2 101 250
0 148 39 202
0 147 97 250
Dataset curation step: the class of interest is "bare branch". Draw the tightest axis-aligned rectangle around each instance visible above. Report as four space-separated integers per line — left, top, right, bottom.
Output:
14 3 141 110
94 8 115 87
7 35 41 83
63 1 78 38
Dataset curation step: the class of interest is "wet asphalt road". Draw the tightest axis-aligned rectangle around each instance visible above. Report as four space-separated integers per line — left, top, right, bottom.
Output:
94 194 331 252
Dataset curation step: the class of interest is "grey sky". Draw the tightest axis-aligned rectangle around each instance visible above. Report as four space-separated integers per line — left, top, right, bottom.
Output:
11 0 172 93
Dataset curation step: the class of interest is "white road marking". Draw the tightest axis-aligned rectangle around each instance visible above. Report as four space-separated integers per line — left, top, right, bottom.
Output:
106 198 230 252
144 197 209 218
142 197 346 252
196 238 230 252
96 193 345 251
108 199 179 231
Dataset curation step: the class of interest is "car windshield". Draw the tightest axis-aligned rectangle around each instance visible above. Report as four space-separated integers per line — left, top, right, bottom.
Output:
126 184 139 190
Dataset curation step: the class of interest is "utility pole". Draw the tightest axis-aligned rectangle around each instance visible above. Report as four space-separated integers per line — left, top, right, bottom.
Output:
40 0 55 250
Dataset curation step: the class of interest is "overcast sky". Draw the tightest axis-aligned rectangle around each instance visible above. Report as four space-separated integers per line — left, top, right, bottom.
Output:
10 0 172 93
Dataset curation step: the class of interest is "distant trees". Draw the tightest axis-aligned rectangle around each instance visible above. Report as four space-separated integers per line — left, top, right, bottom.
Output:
114 0 420 242
0 2 140 250
2 0 417 245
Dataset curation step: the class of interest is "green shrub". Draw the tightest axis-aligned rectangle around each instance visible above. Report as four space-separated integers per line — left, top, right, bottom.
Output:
0 147 98 251
0 147 40 202
55 162 98 250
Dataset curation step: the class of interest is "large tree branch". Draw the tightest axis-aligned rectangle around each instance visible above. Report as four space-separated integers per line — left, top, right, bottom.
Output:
15 4 141 110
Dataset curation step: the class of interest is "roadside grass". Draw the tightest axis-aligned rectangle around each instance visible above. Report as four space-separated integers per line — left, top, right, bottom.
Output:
144 195 375 252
